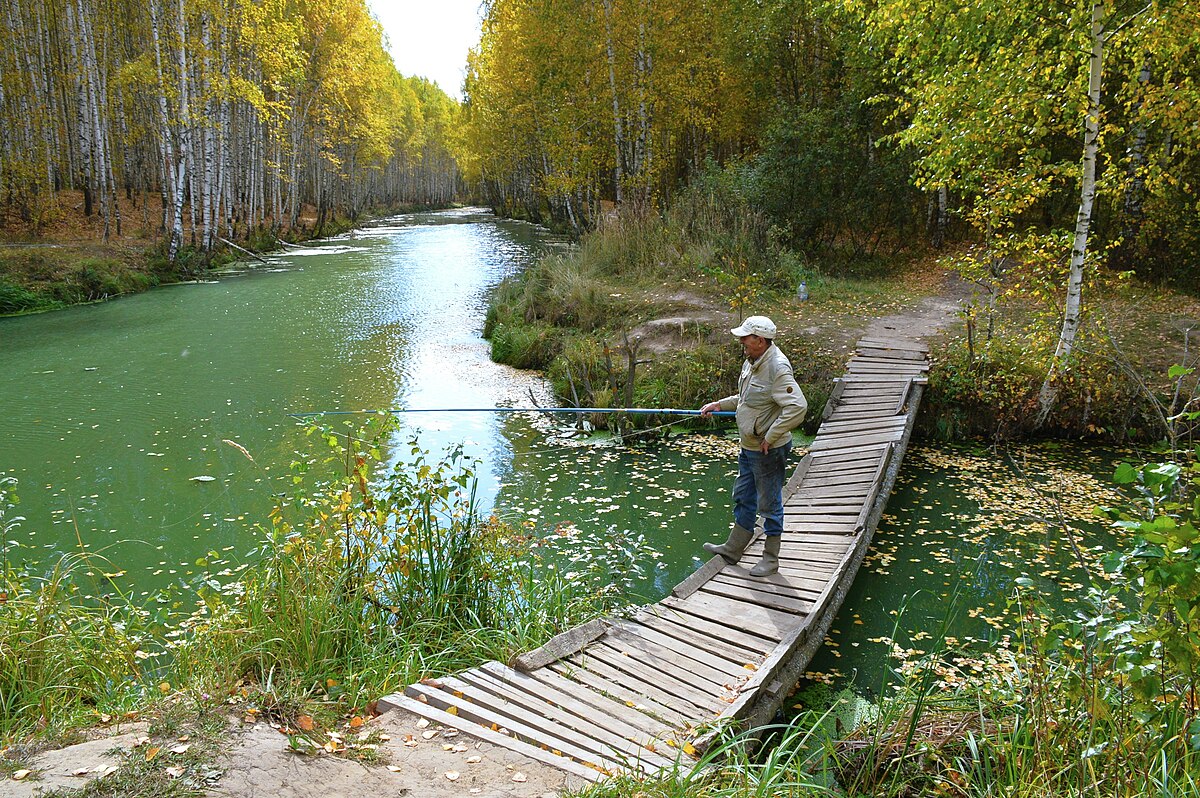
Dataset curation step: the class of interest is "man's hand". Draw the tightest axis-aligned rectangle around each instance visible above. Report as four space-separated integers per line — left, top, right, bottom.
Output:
759 440 770 454
699 401 721 417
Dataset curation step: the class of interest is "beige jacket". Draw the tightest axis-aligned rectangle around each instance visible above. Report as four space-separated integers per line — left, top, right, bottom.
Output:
717 343 808 450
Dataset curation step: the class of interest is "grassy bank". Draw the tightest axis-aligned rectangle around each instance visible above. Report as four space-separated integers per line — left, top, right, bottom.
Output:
484 180 1200 444
0 195 437 316
0 417 646 775
484 183 937 435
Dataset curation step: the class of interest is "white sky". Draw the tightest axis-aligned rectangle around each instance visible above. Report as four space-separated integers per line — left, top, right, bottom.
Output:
367 0 484 100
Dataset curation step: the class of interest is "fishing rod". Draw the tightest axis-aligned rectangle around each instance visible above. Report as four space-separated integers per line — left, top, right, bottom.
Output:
289 407 735 418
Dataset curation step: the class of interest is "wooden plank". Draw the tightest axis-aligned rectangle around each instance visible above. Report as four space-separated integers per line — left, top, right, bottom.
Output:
817 417 908 434
856 346 927 361
452 670 677 771
601 627 739 688
585 638 724 705
672 554 727 600
480 661 672 741
789 487 871 502
782 453 813 501
698 580 814 615
856 337 929 352
820 380 847 421
749 543 846 564
776 522 860 536
566 647 718 717
519 665 674 737
406 681 631 775
854 444 894 531
547 662 690 729
608 620 750 678
625 614 766 669
662 593 798 641
712 570 828 597
892 378 914 414
779 511 862 524
639 604 776 655
514 618 608 672
810 431 904 451
793 472 876 489
784 504 868 517
836 375 928 384
376 692 603 782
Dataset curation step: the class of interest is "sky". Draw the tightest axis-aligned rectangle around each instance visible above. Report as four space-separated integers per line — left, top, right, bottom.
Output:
367 0 484 99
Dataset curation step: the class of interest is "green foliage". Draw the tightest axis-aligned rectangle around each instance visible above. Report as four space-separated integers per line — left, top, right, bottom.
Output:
1093 457 1200 742
0 278 56 314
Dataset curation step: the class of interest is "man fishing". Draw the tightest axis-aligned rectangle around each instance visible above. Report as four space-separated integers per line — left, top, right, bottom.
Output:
699 315 807 576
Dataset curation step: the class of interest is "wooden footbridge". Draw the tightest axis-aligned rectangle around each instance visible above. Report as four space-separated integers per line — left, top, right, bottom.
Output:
379 336 930 782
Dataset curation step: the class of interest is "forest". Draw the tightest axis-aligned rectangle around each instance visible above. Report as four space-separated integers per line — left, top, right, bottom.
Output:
0 0 460 264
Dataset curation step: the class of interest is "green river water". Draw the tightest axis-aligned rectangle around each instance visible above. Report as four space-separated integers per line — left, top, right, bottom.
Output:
0 209 1131 693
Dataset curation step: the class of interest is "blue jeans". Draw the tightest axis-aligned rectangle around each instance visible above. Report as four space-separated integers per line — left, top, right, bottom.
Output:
732 441 791 537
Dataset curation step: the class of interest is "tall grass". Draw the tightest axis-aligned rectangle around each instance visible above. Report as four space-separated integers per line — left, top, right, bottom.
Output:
0 419 645 742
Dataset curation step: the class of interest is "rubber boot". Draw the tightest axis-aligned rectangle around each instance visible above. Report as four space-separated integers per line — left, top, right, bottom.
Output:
750 535 781 577
703 524 753 565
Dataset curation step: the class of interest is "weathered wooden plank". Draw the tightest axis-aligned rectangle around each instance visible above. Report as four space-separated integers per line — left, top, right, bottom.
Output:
782 453 813 501
569 646 720 716
855 336 929 352
479 661 673 742
514 618 609 672
452 670 678 771
856 346 927 361
672 553 728 600
633 607 774 660
662 593 798 641
774 521 860 536
405 681 630 775
817 416 908 432
820 380 847 421
749 543 846 564
712 570 828 597
602 627 738 688
518 665 674 738
836 375 928 384
377 691 603 782
793 472 876 489
698 580 813 615
892 378 914 414
441 673 658 774
547 662 689 729
854 444 894 530
810 431 905 451
783 505 868 518
779 511 863 524
608 620 750 678
789 487 871 502
586 641 728 705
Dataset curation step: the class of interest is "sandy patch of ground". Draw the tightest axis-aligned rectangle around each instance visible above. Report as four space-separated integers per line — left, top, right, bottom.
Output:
4 723 151 797
209 709 579 798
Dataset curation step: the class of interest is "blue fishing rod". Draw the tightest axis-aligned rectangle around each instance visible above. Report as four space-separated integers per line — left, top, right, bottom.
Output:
289 407 735 419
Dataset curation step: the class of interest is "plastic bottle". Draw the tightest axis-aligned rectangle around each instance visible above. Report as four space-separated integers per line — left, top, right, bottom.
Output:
796 280 809 301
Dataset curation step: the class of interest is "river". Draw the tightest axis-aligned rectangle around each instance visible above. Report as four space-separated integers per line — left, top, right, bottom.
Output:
0 208 1126 692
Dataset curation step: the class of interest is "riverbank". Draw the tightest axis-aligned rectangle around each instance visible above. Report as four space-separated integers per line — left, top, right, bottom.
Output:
0 190 443 315
483 192 1200 444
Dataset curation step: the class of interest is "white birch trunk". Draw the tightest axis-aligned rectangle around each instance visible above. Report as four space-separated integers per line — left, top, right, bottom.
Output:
1035 0 1106 427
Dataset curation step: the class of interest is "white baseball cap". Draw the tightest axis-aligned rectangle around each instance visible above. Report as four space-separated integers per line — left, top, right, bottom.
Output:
731 315 777 339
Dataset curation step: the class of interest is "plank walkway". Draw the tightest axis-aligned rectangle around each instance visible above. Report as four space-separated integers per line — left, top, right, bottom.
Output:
379 336 930 782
